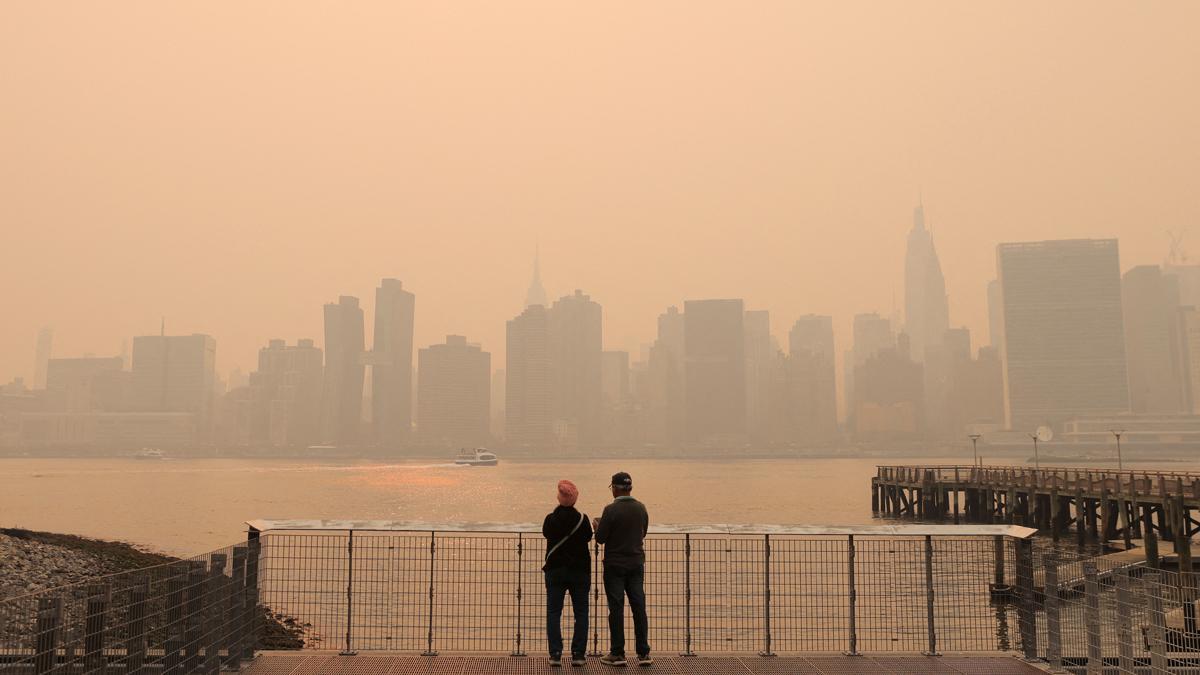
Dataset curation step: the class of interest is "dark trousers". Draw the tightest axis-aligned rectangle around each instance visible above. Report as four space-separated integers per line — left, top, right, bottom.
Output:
545 566 590 658
603 563 649 657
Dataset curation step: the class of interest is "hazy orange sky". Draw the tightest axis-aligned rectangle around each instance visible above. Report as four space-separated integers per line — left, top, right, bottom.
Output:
3 2 1198 382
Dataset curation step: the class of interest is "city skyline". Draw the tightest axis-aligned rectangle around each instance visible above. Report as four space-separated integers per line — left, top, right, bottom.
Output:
4 2 1199 386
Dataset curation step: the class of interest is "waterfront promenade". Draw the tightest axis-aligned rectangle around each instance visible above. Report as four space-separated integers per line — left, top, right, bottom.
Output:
242 652 1051 674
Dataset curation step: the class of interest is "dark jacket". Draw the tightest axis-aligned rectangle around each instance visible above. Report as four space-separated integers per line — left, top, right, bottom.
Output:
542 505 593 572
594 496 649 570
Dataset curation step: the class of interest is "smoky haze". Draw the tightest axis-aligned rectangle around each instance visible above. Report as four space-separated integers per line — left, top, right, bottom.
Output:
2 1 1199 382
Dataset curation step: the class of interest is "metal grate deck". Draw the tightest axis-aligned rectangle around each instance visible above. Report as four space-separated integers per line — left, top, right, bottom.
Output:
242 652 1050 674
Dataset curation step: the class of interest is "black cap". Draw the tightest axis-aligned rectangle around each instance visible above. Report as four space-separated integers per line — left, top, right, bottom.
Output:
610 472 632 489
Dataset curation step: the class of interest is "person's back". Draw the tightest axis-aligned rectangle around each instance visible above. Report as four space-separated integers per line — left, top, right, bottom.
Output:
541 480 592 667
593 471 652 667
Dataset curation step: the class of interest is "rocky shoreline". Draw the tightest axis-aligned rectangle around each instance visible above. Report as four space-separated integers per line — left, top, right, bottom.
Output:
0 528 305 648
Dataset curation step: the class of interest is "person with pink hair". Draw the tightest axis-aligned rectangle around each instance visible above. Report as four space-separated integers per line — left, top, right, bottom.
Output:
542 479 592 667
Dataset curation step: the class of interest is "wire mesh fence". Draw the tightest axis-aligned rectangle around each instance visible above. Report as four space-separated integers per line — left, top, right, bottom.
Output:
0 541 260 674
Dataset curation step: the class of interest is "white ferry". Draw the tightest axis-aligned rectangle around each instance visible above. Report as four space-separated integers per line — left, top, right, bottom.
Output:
134 448 166 460
454 448 499 466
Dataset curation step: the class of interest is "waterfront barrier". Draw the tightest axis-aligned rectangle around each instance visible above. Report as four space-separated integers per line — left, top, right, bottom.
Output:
2 519 1199 672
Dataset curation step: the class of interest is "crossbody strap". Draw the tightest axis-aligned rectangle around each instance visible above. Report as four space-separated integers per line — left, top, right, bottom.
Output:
546 512 587 561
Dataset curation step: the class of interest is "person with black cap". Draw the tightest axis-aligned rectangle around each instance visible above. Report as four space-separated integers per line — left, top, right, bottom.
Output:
592 471 651 667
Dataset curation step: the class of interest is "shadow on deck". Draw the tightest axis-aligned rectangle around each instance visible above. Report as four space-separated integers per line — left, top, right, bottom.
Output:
243 652 1051 674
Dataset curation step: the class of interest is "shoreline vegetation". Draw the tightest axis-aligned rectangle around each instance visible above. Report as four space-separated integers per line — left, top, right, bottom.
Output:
0 528 305 649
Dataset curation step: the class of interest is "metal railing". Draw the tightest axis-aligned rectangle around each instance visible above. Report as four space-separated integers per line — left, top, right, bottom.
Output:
0 541 261 674
247 520 1038 656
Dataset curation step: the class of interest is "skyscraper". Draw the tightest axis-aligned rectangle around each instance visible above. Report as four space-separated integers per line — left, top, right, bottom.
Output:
997 239 1129 430
786 315 838 439
372 279 416 445
904 203 950 362
417 335 490 447
322 296 365 445
548 290 603 447
846 312 895 422
506 305 552 446
45 356 126 412
1122 265 1185 414
644 306 685 445
684 299 746 444
130 333 217 436
987 280 1004 352
252 339 324 447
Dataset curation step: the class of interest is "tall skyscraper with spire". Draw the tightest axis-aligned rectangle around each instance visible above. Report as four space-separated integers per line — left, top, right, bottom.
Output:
525 247 548 308
903 203 950 362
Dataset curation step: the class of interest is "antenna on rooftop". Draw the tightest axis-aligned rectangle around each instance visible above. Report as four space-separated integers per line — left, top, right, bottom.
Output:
1168 230 1188 266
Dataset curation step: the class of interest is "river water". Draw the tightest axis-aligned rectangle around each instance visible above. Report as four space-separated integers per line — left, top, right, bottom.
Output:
1 456 1196 556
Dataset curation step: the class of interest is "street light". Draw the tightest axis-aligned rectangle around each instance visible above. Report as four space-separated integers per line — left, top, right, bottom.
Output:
968 433 982 467
1110 429 1125 471
1028 432 1041 472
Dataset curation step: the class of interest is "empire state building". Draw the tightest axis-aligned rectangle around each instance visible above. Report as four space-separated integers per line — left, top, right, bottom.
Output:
903 203 949 362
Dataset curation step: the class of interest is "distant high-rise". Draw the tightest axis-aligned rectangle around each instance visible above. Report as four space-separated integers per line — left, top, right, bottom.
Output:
506 305 552 446
997 239 1129 430
684 299 746 444
417 335 490 447
1178 308 1200 414
786 315 838 439
322 296 366 445
33 327 53 390
1122 266 1185 414
525 248 549 308
372 279 416 445
46 356 126 412
548 290 603 447
744 310 772 443
903 203 950 362
253 339 324 447
131 334 217 436
854 333 923 438
846 313 895 420
644 306 685 445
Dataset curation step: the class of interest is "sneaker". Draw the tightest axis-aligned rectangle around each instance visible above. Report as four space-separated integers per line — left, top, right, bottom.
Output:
571 655 586 667
549 654 562 667
637 655 654 667
600 653 627 666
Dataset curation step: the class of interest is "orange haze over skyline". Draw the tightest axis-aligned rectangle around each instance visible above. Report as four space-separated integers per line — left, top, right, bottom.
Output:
3 2 1199 382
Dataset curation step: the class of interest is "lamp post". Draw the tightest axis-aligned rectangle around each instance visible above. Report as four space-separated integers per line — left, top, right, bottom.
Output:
1028 432 1041 472
1110 429 1125 471
968 434 982 468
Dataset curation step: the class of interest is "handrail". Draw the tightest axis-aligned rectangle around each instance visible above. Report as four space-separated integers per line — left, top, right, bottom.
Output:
875 464 1200 479
245 519 1038 538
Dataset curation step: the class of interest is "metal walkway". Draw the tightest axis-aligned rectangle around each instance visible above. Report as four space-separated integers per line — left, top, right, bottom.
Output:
243 653 1050 674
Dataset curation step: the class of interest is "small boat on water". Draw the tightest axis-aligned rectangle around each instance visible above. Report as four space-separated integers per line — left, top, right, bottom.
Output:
134 448 166 460
454 448 499 466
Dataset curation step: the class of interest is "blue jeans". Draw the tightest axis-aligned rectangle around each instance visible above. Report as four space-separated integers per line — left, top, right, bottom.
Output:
603 563 649 658
545 567 590 658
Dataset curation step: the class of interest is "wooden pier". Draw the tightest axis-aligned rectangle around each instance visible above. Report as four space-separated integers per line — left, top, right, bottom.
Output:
872 465 1199 569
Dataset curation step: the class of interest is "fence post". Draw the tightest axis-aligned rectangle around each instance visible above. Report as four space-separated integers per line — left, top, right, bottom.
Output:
125 578 149 675
242 531 261 661
183 560 206 674
1115 568 1134 674
922 535 940 656
34 596 62 675
989 535 1008 595
1015 537 1037 660
1144 571 1168 672
226 547 246 669
83 583 111 675
341 531 356 656
844 535 861 656
511 532 526 657
205 554 228 675
1044 560 1061 669
590 541 602 657
164 564 187 674
422 531 438 656
1083 562 1101 675
681 534 695 656
758 534 775 657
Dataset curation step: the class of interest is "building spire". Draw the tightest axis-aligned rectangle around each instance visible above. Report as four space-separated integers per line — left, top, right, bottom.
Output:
525 245 548 308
